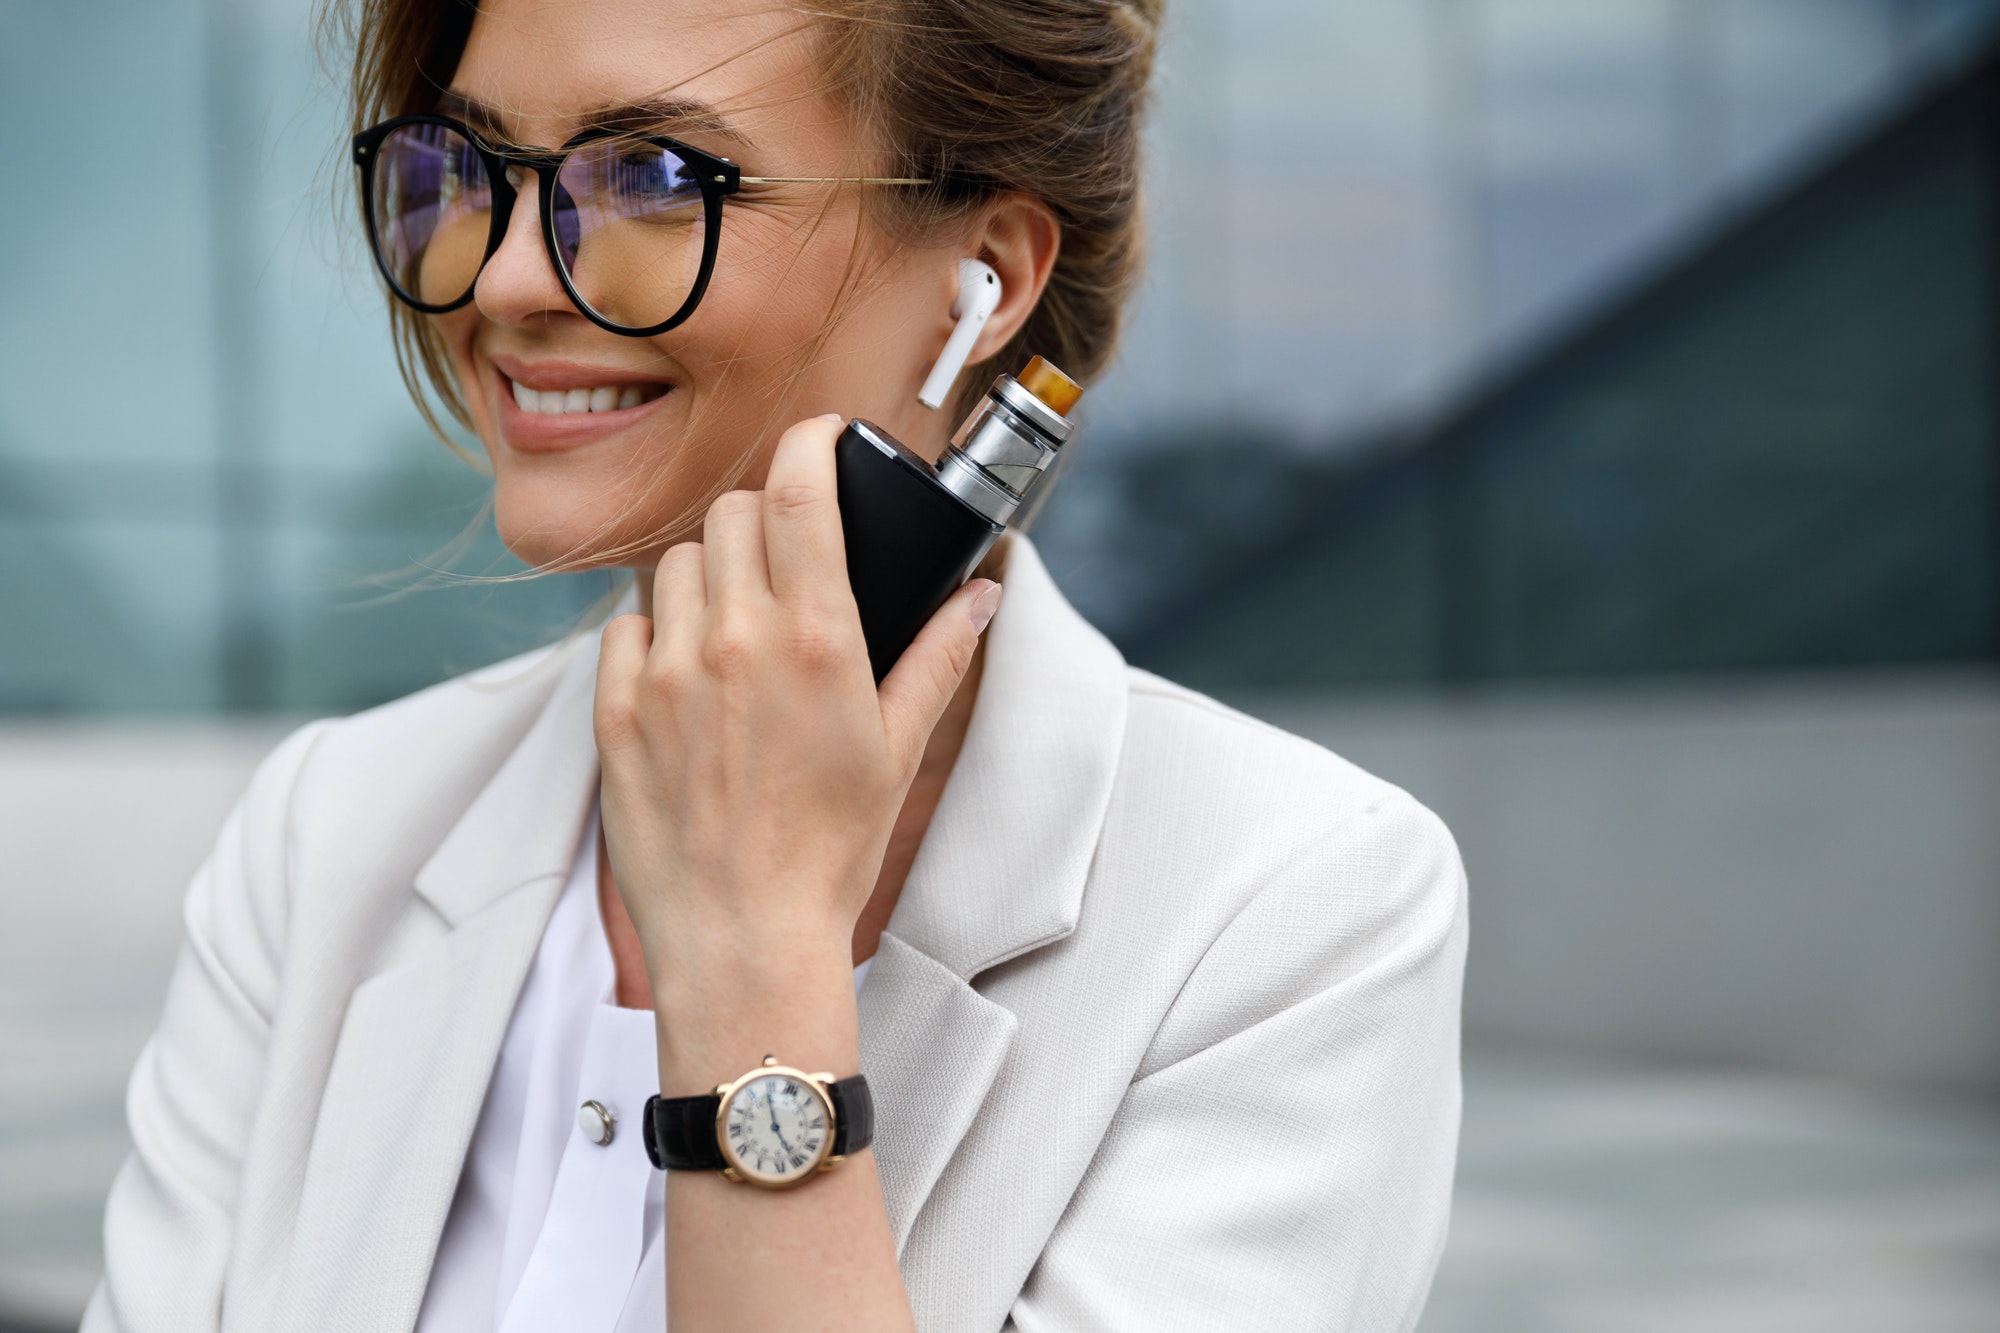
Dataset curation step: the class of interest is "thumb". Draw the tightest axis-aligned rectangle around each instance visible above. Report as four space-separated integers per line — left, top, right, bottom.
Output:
877 578 1001 772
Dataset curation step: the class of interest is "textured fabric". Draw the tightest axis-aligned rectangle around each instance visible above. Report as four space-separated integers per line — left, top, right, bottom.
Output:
85 538 1468 1333
417 802 872 1333
416 801 650 1333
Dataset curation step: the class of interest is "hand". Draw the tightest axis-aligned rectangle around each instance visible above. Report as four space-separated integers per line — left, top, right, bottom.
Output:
593 414 1000 1089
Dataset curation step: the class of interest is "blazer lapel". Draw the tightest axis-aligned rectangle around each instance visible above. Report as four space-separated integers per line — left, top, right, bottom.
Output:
276 637 605 1331
411 626 611 928
858 933 1018 1250
860 538 1128 1245
270 550 1125 1308
275 880 563 1332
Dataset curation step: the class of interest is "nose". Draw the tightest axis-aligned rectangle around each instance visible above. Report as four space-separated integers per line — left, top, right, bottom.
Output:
473 167 579 329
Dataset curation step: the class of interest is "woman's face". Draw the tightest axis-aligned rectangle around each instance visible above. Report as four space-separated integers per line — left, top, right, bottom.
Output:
439 0 971 569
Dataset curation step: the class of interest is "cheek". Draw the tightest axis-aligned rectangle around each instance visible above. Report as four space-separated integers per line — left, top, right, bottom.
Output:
672 221 931 455
432 311 489 419
686 214 861 369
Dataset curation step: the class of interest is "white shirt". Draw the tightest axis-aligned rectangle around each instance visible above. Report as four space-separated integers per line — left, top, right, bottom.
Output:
416 803 871 1332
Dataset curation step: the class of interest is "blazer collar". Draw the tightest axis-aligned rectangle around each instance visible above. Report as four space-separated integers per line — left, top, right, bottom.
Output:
410 536 1127 973
882 536 1128 978
411 621 615 927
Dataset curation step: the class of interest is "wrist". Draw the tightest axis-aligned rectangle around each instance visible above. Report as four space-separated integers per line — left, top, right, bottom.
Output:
642 908 855 995
651 943 861 1097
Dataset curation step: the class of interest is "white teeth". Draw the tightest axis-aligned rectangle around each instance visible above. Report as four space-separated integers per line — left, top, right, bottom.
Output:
510 379 660 415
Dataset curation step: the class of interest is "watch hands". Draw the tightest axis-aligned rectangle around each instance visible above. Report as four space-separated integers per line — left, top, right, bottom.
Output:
769 1088 794 1154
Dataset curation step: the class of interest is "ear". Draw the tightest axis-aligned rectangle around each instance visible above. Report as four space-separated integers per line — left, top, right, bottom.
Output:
964 195 1062 363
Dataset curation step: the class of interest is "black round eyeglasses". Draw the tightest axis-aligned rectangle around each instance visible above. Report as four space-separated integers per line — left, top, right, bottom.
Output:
352 115 931 338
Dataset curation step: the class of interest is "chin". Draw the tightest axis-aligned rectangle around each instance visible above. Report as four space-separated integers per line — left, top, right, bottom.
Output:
491 484 634 571
492 458 716 570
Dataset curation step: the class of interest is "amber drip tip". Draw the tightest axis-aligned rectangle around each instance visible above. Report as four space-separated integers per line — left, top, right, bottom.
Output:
1017 356 1084 418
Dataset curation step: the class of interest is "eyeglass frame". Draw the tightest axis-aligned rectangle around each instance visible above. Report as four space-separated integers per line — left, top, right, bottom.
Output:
351 114 933 339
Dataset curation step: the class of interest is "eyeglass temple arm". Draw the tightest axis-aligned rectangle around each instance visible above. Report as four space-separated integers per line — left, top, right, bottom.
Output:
736 176 933 185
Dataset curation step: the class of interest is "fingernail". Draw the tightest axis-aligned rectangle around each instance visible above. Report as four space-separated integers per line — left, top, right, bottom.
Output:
818 412 845 424
968 581 1002 635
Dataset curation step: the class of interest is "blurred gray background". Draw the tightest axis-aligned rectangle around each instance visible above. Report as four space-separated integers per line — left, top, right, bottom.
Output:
5 1 2000 1328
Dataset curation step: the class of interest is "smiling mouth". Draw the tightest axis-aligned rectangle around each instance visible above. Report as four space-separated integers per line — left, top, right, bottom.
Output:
506 378 672 416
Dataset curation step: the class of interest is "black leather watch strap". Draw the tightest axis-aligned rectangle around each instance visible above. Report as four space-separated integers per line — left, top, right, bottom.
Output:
827 1074 874 1158
643 1091 727 1171
644 1074 873 1171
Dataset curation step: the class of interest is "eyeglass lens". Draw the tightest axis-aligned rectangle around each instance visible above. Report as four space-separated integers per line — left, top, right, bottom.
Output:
370 122 710 332
371 122 493 308
551 138 708 331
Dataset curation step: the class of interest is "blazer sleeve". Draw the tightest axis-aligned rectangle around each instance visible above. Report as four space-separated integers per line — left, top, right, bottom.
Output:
1006 789 1469 1332
82 721 329 1333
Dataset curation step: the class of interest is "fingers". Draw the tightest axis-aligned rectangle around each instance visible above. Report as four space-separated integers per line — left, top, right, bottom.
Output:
761 415 850 609
877 579 1000 774
702 489 770 607
649 539 708 661
595 610 655 749
598 611 654 681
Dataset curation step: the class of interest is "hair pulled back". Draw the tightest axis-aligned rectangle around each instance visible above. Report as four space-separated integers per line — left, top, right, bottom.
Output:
335 0 1160 430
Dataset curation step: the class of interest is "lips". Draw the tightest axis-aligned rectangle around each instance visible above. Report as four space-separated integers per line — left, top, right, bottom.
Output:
488 354 676 452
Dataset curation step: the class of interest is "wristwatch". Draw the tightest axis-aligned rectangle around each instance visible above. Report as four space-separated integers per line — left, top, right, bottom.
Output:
644 1056 874 1189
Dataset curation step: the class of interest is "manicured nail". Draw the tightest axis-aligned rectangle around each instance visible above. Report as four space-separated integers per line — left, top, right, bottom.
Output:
968 581 1002 635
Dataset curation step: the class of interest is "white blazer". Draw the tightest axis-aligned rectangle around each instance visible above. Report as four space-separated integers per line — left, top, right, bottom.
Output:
86 539 1468 1333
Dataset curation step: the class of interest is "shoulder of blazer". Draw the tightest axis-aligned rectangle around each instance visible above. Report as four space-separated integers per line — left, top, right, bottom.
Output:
1096 664 1464 962
272 634 595 906
1095 667 1466 1078
1117 665 1437 834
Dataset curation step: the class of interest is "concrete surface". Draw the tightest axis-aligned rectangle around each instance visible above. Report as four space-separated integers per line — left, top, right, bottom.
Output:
1242 671 2000 1091
1425 1047 2000 1332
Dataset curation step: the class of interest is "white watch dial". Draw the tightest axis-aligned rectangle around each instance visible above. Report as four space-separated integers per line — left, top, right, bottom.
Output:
722 1072 831 1184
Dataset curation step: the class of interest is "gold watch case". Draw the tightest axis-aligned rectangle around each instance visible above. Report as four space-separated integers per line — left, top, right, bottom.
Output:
712 1055 845 1189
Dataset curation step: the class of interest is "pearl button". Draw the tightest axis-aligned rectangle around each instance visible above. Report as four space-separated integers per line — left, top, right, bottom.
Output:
578 1099 615 1146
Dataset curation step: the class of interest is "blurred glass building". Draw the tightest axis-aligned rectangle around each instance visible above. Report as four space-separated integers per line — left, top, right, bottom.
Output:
5 0 1998 712
0 0 609 716
1124 42 2000 685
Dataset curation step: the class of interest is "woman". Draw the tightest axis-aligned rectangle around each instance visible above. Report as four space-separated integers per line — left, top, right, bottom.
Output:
88 0 1467 1328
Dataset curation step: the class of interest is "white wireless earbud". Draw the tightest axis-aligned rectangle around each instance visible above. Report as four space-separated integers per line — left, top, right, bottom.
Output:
918 258 1002 410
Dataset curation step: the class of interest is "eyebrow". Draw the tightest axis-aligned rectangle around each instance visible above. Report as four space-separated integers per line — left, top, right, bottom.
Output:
433 90 749 149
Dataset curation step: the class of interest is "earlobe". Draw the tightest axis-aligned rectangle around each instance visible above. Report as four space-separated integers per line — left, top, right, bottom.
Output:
917 258 1003 410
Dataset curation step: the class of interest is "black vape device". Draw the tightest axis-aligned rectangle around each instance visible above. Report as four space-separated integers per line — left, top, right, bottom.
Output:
834 357 1083 680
